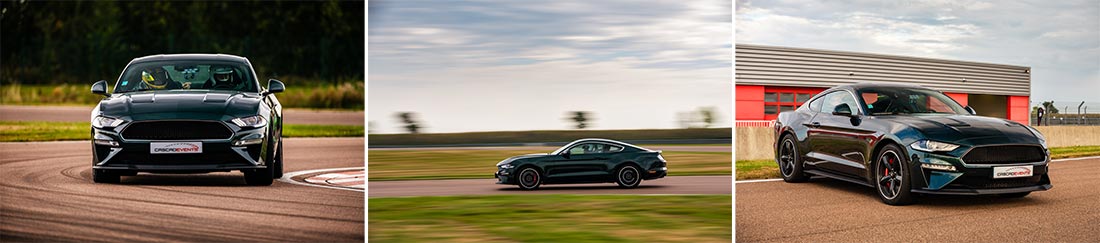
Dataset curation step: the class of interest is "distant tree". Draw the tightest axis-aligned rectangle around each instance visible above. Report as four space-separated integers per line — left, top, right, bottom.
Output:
568 111 591 129
396 112 421 134
677 107 719 128
1042 101 1060 114
699 107 716 128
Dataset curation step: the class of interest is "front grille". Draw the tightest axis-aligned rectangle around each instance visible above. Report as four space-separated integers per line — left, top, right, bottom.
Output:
962 145 1045 164
947 176 1043 189
122 121 232 140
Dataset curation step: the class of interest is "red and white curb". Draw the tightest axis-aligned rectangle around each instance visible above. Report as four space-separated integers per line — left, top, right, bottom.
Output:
278 167 364 192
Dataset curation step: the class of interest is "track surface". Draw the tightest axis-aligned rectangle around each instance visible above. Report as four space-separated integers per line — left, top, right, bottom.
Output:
369 176 731 198
0 137 364 242
736 157 1100 242
0 105 363 125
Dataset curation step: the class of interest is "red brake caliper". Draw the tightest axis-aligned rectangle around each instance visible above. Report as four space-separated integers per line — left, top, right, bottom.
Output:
884 157 893 189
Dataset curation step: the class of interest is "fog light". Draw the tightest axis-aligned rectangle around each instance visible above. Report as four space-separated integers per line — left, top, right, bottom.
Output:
921 163 956 171
93 139 118 147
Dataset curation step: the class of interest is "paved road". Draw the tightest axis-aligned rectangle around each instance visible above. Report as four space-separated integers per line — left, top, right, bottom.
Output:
369 145 731 152
0 138 364 242
369 176 731 198
0 105 363 125
736 157 1100 242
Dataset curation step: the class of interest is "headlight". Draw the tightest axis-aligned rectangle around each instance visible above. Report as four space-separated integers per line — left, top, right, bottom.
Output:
231 115 267 128
499 164 515 169
910 140 960 152
92 116 124 128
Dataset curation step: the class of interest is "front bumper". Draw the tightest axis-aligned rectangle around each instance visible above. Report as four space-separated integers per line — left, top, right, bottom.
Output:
91 123 269 173
910 149 1052 195
495 168 516 185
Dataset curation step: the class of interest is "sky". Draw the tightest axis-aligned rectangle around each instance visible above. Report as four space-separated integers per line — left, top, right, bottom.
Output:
368 0 732 133
736 0 1100 112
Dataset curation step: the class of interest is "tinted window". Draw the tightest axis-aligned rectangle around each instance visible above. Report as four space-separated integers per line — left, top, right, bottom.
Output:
567 143 612 155
764 105 778 114
819 91 860 115
859 88 967 115
796 93 811 103
808 96 824 112
115 61 257 93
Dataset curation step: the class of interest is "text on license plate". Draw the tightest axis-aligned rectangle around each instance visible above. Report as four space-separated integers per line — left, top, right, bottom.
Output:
150 142 203 154
993 165 1033 179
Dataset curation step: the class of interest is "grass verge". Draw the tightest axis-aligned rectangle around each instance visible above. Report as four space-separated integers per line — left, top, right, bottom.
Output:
0 121 362 142
368 148 730 181
368 194 731 243
735 145 1100 180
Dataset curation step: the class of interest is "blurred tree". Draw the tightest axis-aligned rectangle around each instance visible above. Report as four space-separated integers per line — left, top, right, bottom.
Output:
699 107 716 128
568 111 591 129
1041 101 1059 114
677 107 719 128
396 112 420 134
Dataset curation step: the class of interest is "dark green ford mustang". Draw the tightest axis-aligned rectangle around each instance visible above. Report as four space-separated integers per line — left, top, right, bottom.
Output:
774 83 1051 205
495 138 667 190
89 54 285 185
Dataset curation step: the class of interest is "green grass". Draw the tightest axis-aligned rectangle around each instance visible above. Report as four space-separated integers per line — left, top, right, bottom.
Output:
368 194 731 243
369 128 730 146
1 81 363 110
368 148 730 181
735 146 1100 180
0 121 362 142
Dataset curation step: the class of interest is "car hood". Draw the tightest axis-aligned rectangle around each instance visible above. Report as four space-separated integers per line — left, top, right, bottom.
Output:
97 90 261 120
882 114 1041 145
496 153 549 166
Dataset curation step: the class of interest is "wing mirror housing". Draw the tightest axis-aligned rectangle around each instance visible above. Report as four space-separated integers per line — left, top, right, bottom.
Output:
561 150 571 159
261 79 285 96
91 80 109 96
832 103 856 117
964 106 977 115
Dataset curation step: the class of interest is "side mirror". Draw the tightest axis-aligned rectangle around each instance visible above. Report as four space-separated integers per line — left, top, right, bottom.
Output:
561 150 571 159
832 103 854 117
262 79 285 96
964 106 977 115
91 80 109 96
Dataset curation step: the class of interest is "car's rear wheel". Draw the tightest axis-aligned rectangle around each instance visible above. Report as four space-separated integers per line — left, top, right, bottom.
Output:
616 165 642 188
999 192 1031 198
875 144 914 205
778 134 809 182
92 169 119 183
517 167 541 190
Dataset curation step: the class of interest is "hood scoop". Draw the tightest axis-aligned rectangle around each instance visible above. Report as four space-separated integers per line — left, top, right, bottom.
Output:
939 117 971 127
130 93 155 103
203 93 232 103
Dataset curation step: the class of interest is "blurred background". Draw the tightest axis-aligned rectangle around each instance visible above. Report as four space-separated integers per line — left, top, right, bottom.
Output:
1 0 364 109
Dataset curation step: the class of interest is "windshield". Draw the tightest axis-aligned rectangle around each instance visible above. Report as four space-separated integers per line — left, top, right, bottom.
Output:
114 61 257 93
858 87 968 115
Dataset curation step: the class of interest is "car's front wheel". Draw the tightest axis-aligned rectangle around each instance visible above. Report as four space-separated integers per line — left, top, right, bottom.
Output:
777 134 809 182
616 165 642 188
875 144 914 205
92 169 119 183
517 167 541 190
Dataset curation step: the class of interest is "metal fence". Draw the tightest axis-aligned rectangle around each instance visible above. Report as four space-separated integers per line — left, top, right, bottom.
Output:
1033 116 1100 126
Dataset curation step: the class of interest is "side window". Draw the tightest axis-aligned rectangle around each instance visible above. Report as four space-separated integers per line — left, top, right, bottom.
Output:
608 145 624 153
819 91 860 115
568 143 610 155
568 144 589 155
808 96 824 112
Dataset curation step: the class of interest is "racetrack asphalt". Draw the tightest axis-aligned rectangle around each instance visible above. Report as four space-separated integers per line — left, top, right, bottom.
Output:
0 105 363 125
369 176 731 198
0 137 364 242
736 157 1100 242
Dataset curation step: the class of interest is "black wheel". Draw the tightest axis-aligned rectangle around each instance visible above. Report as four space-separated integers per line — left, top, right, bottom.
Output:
999 192 1031 198
777 135 809 182
517 167 541 190
244 165 274 186
273 140 284 179
875 144 914 205
616 165 642 188
92 169 119 183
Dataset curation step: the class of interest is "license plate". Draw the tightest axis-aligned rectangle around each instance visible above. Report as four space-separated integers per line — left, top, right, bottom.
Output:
150 142 202 154
993 165 1033 179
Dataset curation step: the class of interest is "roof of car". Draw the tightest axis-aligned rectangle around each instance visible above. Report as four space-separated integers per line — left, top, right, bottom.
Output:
130 54 249 63
568 138 652 151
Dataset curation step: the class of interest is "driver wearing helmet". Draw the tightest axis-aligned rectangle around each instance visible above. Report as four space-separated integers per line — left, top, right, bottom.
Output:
140 67 180 90
205 67 243 90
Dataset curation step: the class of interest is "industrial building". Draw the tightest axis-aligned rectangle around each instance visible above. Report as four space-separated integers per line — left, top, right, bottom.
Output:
735 44 1032 126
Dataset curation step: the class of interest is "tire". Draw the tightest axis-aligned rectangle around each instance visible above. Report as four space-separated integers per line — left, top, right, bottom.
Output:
517 167 541 190
92 169 120 183
777 134 809 182
244 166 274 186
616 165 642 188
875 144 914 205
273 140 284 179
998 192 1031 198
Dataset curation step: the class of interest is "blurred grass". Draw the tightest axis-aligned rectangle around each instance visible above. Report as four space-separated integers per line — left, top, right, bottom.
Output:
368 194 731 243
370 128 730 146
735 146 1100 180
368 148 730 181
0 121 362 142
0 80 363 110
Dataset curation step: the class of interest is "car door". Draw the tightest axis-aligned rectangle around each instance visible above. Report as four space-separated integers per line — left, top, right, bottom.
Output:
544 142 613 182
806 90 874 177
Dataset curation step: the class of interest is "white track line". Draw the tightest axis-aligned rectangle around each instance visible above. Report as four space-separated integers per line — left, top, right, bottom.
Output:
278 167 365 192
735 156 1100 184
